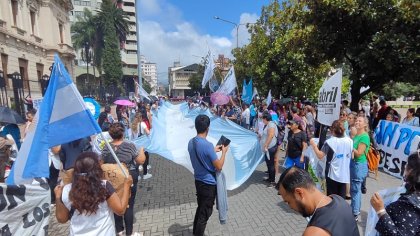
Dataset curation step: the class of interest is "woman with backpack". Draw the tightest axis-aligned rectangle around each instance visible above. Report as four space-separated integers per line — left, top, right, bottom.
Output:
101 123 146 236
351 116 370 222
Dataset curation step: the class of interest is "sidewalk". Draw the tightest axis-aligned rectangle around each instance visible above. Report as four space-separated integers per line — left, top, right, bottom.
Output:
48 153 402 235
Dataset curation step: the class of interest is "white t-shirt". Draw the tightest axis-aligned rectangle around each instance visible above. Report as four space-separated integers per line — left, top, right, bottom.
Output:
260 121 278 150
242 108 250 124
322 136 353 184
62 181 115 236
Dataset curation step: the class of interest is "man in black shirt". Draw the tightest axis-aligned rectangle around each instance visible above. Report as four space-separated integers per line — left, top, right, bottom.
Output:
278 167 359 236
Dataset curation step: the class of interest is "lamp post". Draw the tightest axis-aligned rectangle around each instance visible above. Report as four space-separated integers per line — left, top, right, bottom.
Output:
214 16 257 48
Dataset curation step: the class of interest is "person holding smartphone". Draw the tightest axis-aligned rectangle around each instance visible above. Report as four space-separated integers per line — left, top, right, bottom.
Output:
188 114 229 236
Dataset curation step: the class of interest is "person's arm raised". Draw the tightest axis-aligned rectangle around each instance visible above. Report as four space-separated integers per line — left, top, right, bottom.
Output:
54 186 69 223
212 145 229 171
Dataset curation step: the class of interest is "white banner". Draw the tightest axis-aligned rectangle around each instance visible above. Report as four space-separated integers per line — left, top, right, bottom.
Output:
374 120 420 178
365 186 405 236
0 178 51 236
317 69 342 126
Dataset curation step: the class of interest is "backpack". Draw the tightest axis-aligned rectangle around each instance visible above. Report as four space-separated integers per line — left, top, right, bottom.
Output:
367 144 380 173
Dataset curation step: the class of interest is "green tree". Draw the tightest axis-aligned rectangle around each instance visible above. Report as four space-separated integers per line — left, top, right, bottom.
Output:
381 82 420 101
303 0 420 110
233 1 330 99
97 0 129 89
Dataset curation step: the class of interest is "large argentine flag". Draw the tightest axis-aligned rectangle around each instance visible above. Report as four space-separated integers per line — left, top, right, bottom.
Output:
7 55 101 185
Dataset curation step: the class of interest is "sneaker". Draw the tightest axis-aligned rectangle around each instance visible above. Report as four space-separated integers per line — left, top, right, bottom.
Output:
117 231 125 236
354 215 359 222
142 173 152 180
147 165 151 170
131 233 143 236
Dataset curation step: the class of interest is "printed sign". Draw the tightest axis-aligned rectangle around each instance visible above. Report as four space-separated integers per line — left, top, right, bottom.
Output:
374 120 420 178
0 178 50 236
317 70 342 126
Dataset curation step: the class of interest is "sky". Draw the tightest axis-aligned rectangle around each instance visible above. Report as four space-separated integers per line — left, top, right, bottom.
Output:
137 0 270 85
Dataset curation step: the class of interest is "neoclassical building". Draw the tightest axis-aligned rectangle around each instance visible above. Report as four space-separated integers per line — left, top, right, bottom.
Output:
0 0 75 115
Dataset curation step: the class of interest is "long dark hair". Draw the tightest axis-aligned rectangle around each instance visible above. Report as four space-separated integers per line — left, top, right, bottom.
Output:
69 152 107 215
404 152 420 194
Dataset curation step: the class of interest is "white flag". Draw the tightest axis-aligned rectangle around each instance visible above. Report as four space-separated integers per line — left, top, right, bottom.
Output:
209 75 219 92
202 50 216 88
216 66 237 95
252 87 258 99
317 69 342 126
135 81 150 98
266 89 272 105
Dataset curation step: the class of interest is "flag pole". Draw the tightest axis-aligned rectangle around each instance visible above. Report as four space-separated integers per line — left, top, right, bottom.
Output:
100 133 129 178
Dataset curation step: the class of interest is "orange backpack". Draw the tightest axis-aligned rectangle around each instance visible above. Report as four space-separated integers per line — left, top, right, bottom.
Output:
367 144 380 178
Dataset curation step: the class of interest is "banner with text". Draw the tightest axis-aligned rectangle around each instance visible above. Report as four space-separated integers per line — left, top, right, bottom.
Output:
0 179 50 236
374 120 420 178
317 70 342 126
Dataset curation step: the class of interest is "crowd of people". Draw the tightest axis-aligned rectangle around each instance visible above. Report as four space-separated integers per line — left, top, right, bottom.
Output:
0 94 419 236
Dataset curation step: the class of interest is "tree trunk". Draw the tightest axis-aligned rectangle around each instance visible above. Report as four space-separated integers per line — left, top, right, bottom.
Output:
350 78 361 112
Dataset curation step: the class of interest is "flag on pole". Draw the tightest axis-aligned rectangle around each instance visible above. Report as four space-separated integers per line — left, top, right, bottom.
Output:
209 75 219 92
241 79 253 104
7 54 102 185
252 87 258 100
266 89 272 105
201 50 216 88
135 81 150 99
216 66 237 95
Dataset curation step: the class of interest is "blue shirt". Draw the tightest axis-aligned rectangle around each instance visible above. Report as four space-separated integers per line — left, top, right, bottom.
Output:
188 136 218 185
250 104 256 116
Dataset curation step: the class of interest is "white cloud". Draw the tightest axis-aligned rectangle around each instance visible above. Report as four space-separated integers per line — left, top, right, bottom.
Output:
231 13 259 48
137 1 257 86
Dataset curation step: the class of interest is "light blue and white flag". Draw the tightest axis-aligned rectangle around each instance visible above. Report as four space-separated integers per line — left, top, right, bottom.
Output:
216 66 237 96
241 79 253 104
132 102 264 190
202 50 216 88
135 81 150 99
209 75 219 92
266 89 272 105
7 55 102 185
252 87 258 99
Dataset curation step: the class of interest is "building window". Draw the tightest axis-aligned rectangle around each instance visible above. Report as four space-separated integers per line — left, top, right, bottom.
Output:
11 0 18 26
30 11 36 34
59 23 64 44
1 54 9 87
127 50 137 54
74 11 84 18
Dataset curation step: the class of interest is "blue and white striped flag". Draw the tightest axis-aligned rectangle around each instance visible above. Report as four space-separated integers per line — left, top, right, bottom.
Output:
7 55 101 185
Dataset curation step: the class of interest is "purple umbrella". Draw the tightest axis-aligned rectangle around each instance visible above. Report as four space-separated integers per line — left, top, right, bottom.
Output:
211 93 230 105
114 99 135 107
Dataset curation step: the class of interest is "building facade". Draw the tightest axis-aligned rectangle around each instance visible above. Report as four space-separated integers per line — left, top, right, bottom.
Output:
140 55 157 95
70 0 140 97
168 62 199 98
0 0 75 116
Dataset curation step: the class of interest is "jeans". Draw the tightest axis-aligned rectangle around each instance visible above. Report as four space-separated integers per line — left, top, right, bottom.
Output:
264 146 277 182
193 180 217 236
350 160 368 216
284 156 305 169
115 169 139 235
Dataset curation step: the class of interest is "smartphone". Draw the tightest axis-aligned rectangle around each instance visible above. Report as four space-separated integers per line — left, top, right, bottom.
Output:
217 135 231 146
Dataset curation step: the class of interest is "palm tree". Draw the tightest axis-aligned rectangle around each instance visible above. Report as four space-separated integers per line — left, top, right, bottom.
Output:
97 0 130 47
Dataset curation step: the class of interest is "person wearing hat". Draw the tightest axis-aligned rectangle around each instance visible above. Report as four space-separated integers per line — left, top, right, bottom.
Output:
284 118 307 169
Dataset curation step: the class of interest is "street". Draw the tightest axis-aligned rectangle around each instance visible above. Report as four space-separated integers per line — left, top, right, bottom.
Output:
48 152 401 236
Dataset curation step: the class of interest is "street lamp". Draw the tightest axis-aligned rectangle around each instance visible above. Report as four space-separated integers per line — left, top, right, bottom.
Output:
213 16 256 48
